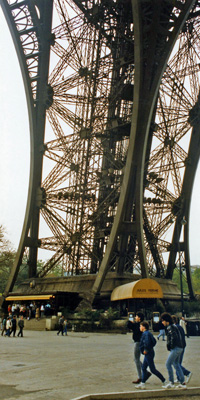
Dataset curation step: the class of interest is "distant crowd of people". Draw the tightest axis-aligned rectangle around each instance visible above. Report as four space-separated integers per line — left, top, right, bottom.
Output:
1 302 57 338
128 311 192 390
6 302 55 320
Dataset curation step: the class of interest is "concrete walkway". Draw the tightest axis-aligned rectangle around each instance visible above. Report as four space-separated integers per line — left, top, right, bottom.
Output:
0 330 199 400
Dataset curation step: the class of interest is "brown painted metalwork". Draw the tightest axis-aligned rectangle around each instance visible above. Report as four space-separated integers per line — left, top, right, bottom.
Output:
1 0 200 306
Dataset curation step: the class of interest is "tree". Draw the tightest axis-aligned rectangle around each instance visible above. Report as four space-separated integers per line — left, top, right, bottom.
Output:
192 267 200 293
0 225 16 294
0 225 10 251
0 225 31 294
172 266 200 294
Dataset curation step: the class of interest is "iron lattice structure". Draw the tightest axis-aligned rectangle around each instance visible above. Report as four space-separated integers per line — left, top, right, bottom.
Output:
1 0 200 305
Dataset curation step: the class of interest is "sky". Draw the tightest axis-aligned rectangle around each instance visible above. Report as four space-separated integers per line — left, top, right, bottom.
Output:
0 8 29 248
0 7 200 265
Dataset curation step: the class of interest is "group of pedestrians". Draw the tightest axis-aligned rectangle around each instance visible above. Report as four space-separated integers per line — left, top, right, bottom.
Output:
1 315 24 337
128 311 192 390
57 315 68 336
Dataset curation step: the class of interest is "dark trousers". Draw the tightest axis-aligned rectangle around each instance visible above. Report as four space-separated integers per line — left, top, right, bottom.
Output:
57 325 63 335
11 328 16 337
142 350 165 383
17 327 23 337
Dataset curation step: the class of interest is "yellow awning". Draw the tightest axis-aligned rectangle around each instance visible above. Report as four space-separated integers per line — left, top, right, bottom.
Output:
5 295 55 301
111 278 163 301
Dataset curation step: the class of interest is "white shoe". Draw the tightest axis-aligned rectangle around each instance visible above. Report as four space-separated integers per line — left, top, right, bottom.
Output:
162 381 175 389
174 379 179 383
135 382 146 390
177 382 187 389
185 372 192 383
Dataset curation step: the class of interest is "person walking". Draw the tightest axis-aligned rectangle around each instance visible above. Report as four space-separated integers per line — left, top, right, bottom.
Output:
63 319 68 336
57 315 65 336
127 311 151 384
1 316 6 336
172 315 192 383
17 316 24 337
161 312 186 389
157 319 165 341
180 316 189 338
135 321 166 390
5 317 12 337
11 315 17 337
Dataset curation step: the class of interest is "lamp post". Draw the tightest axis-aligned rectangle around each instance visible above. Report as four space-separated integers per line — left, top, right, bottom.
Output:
179 251 184 317
178 217 187 317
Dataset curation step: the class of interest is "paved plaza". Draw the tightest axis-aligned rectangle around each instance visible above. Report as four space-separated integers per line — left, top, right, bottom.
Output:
0 329 199 400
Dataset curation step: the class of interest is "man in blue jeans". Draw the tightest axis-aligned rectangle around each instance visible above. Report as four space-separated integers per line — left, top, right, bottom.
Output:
161 312 186 389
171 315 192 383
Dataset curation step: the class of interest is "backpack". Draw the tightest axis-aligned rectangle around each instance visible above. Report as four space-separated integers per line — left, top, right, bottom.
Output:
150 332 157 347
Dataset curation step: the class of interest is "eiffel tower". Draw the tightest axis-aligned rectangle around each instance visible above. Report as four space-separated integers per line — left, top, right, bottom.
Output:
1 0 199 310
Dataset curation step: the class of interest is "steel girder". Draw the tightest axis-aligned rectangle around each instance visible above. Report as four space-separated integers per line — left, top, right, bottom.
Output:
0 0 199 306
0 0 54 303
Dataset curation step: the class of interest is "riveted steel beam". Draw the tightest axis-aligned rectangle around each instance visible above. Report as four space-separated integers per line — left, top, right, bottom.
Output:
0 0 53 306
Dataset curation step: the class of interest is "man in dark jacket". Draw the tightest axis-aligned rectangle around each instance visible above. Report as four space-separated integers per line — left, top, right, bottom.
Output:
127 311 151 384
172 315 192 383
57 315 64 336
17 316 24 337
11 315 17 337
161 312 186 389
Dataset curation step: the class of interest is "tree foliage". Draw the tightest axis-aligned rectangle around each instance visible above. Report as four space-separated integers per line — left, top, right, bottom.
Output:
0 225 16 293
0 225 29 294
191 267 200 293
172 266 200 294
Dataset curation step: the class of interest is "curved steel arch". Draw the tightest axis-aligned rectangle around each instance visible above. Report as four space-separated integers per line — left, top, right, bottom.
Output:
0 0 199 307
0 0 53 302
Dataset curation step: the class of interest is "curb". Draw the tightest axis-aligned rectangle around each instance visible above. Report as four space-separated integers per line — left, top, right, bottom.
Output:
72 387 200 400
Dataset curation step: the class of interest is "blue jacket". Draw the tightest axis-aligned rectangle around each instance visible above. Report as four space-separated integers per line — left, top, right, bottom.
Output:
140 330 157 354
